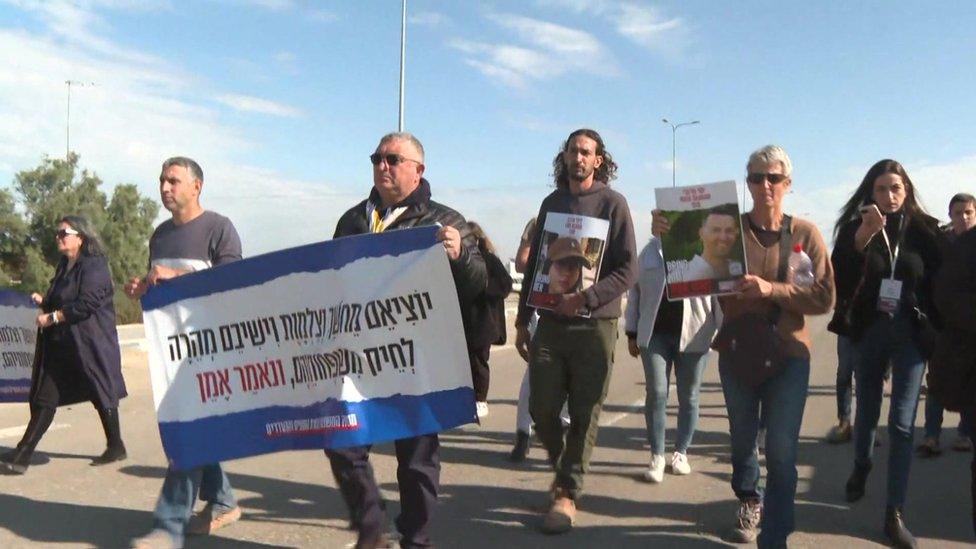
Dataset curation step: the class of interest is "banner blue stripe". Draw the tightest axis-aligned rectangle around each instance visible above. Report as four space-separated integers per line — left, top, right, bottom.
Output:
141 226 439 311
0 290 35 308
0 379 31 403
158 386 475 470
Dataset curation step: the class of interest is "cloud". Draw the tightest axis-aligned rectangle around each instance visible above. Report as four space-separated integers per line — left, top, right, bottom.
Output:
409 11 447 27
214 94 302 118
0 1 334 255
535 0 689 57
451 14 615 89
307 8 337 23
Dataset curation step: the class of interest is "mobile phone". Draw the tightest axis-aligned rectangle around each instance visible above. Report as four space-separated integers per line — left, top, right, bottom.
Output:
859 203 875 215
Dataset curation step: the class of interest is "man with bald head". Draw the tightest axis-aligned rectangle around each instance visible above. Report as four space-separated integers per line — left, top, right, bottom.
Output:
325 132 486 549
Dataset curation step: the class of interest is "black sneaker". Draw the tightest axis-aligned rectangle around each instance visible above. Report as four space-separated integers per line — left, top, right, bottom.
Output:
845 461 871 502
508 430 530 463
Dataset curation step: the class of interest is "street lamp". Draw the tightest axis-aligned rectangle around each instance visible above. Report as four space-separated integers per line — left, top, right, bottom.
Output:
662 118 699 187
65 80 95 160
398 0 406 131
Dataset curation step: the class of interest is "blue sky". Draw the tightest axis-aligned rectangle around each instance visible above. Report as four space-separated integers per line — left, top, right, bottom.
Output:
2 0 975 260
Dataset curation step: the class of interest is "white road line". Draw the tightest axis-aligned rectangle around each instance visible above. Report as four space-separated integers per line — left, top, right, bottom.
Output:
598 397 645 427
0 423 70 439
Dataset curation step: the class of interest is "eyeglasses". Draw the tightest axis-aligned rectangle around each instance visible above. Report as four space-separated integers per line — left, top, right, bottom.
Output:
746 173 789 185
55 228 80 240
369 153 422 167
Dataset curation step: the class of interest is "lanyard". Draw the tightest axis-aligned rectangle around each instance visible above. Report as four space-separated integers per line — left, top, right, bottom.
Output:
878 215 906 280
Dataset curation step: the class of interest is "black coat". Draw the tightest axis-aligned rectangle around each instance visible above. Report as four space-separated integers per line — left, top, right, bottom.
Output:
464 242 513 350
333 178 487 305
31 254 127 408
830 214 943 342
929 226 976 412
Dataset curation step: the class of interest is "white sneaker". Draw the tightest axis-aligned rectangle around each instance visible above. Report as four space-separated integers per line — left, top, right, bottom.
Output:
670 451 691 475
642 454 666 483
476 401 489 418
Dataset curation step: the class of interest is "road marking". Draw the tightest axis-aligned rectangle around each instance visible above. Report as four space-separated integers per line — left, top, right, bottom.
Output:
0 423 70 439
598 397 645 427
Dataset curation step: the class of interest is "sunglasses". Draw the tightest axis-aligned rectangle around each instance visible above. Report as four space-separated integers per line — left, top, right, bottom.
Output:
746 172 789 185
56 228 80 240
369 153 421 167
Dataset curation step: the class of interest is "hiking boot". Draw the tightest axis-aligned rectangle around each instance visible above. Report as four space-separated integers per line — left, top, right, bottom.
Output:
884 506 918 548
508 430 530 462
826 421 853 444
670 451 691 475
186 504 241 535
726 499 762 543
642 454 665 483
541 488 576 534
845 461 871 502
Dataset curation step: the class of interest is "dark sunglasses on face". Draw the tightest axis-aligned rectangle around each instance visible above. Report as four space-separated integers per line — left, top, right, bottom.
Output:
56 228 80 240
369 153 421 167
746 172 789 185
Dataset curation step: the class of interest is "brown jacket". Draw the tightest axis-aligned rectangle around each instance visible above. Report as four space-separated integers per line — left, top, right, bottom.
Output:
716 214 835 360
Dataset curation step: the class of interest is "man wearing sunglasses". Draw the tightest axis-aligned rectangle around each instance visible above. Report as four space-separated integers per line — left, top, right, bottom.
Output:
326 132 486 549
127 156 243 549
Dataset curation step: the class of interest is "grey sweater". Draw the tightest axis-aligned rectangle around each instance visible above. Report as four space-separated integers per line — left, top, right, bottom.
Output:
516 180 638 325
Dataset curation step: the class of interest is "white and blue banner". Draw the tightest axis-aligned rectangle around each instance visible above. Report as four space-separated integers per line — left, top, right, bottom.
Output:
0 290 37 403
142 227 475 470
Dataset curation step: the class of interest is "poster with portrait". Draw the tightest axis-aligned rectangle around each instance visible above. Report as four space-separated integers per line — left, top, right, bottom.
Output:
654 180 747 300
526 212 610 316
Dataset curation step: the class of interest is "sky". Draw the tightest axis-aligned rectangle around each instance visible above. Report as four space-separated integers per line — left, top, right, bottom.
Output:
1 0 975 261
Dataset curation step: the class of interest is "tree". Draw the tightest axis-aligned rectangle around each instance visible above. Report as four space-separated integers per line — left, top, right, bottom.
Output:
1 153 158 323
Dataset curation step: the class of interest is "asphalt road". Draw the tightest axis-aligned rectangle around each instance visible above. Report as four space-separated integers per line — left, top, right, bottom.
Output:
0 315 972 548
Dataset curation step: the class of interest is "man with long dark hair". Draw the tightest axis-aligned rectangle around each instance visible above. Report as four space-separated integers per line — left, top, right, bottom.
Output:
514 128 637 534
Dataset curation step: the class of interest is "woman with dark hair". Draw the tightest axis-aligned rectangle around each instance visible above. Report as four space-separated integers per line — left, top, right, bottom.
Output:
0 215 127 474
833 160 943 548
464 221 513 419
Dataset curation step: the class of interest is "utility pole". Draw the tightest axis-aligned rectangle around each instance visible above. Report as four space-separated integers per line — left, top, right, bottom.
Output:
398 0 407 131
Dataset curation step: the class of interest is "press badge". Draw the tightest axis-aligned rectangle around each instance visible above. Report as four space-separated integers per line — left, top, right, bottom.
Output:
877 279 902 314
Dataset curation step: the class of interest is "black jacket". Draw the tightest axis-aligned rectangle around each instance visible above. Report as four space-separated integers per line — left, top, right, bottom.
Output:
465 242 513 349
333 178 487 306
32 254 127 408
831 214 943 341
929 226 976 412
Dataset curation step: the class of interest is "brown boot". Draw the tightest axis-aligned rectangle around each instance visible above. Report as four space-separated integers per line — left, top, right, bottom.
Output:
541 488 576 534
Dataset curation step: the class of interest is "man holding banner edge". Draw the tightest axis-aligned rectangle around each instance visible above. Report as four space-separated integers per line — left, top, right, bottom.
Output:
325 132 486 549
126 157 243 549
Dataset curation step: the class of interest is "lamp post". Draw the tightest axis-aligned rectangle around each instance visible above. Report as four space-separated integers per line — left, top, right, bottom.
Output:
398 0 406 131
65 80 95 160
661 118 699 187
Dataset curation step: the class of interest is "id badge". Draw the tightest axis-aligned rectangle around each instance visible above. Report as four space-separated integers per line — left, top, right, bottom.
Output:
877 279 902 314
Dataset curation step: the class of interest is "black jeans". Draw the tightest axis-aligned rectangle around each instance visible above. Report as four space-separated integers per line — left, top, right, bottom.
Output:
469 346 490 402
326 433 440 548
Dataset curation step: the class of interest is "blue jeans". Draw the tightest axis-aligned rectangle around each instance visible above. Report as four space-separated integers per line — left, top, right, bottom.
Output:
924 388 973 439
152 463 237 544
640 333 708 455
853 313 925 507
720 355 810 548
836 336 857 422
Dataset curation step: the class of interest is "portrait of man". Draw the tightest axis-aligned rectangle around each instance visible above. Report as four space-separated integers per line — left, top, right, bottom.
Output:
685 203 741 280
